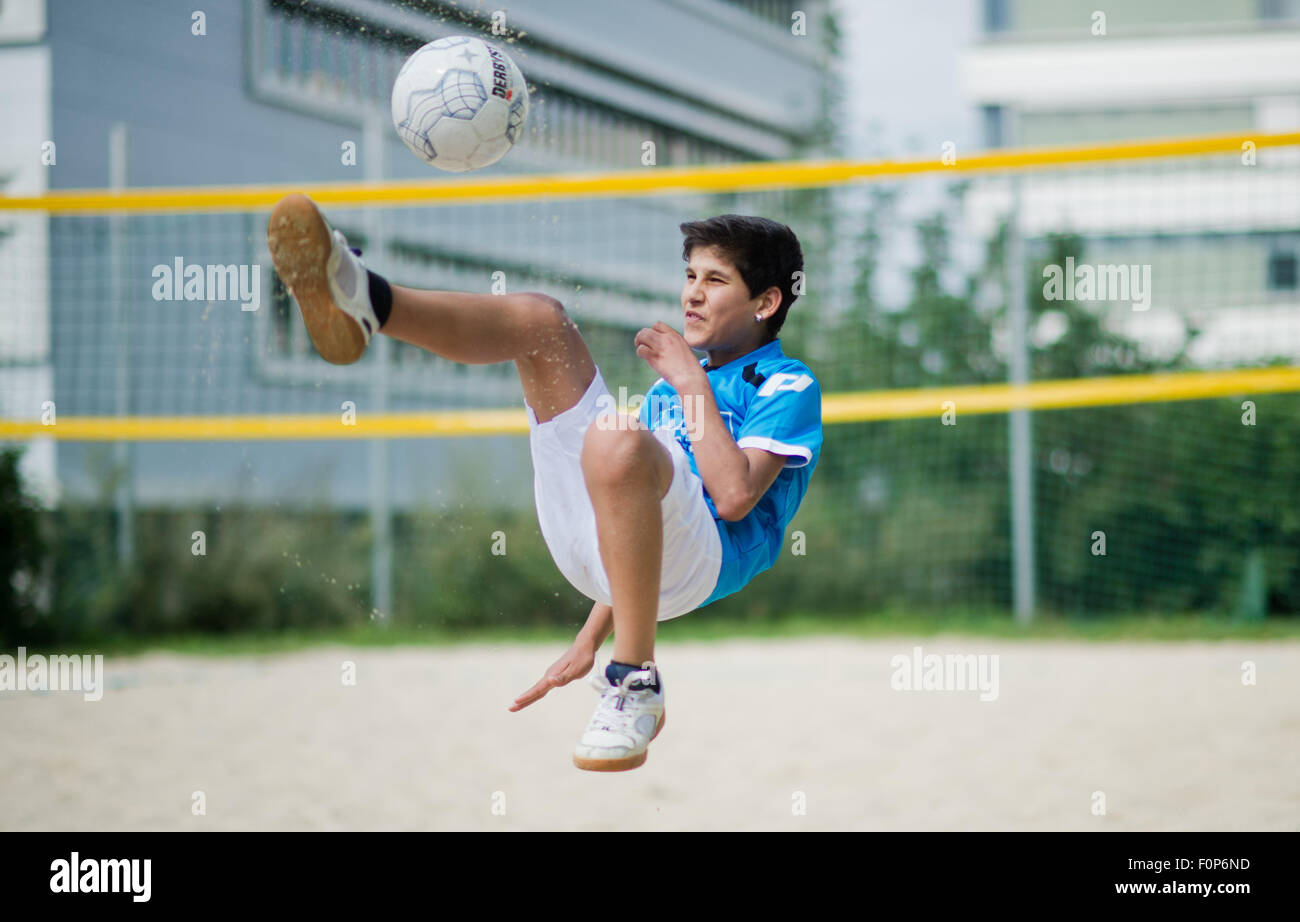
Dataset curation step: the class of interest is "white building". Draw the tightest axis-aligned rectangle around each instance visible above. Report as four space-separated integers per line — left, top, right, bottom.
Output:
0 2 54 501
960 0 1300 366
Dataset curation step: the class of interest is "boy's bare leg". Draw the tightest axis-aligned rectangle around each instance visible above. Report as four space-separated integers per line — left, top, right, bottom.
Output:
385 287 671 662
382 286 596 423
581 421 675 666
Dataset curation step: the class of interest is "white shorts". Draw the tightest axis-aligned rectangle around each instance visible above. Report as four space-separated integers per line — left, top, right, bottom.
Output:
526 368 723 621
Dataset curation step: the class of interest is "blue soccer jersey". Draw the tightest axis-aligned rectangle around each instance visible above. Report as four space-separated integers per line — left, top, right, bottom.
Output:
638 338 822 607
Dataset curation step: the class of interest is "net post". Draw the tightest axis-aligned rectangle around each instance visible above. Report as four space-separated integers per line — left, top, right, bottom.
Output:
1006 124 1036 625
109 121 134 569
364 113 393 623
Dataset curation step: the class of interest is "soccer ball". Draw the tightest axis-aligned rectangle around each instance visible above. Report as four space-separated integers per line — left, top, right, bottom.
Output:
391 35 529 172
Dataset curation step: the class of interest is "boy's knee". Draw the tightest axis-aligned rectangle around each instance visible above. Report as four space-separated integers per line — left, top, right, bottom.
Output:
582 419 652 481
515 292 572 334
582 421 672 497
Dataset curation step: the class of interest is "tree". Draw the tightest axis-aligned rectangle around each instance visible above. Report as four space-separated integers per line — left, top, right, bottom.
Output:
0 447 47 643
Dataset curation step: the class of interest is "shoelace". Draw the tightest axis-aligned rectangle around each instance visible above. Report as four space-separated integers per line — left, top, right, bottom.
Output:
586 661 655 734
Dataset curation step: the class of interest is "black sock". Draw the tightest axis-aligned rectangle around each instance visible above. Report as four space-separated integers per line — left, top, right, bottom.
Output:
367 270 393 329
606 659 660 693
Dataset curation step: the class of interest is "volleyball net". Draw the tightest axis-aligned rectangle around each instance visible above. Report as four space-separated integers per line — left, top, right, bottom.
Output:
2 130 1298 626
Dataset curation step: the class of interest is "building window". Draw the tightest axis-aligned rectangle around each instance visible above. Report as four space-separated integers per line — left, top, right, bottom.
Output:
1267 249 1298 290
1260 0 1300 19
984 0 1010 32
981 105 1005 149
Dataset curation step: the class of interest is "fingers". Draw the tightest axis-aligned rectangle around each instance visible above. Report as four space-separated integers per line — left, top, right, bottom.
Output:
508 663 583 712
509 646 595 713
508 676 552 712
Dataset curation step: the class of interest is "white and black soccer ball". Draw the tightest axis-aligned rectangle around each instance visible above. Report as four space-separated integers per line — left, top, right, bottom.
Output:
391 35 529 172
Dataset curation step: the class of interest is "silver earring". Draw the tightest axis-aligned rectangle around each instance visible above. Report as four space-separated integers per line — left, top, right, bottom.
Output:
754 313 763 322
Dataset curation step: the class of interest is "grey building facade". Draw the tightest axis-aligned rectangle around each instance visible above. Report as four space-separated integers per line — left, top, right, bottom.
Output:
0 0 836 509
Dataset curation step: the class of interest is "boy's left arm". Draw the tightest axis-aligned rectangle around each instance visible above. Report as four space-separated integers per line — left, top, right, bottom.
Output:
635 322 785 522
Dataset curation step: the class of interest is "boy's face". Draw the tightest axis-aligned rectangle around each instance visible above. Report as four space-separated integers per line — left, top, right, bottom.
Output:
681 246 771 355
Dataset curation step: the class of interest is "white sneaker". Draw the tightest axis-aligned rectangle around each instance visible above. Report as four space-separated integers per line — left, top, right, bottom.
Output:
267 193 380 365
573 662 666 772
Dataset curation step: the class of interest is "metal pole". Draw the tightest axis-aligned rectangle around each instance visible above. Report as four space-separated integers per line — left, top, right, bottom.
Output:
109 122 134 568
364 114 393 621
1007 158 1035 624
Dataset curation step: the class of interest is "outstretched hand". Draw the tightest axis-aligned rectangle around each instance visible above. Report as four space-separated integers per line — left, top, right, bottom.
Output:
508 638 596 712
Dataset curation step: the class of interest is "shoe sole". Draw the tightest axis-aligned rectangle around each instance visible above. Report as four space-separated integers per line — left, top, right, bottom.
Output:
267 193 368 365
572 712 666 773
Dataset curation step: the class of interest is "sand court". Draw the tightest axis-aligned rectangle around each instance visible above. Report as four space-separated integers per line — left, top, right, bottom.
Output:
3 637 1296 831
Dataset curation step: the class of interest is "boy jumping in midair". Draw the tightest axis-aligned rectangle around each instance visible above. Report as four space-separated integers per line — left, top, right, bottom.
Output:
267 195 822 771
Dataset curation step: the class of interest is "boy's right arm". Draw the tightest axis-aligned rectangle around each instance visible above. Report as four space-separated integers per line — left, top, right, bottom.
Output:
508 602 612 712
576 601 614 649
